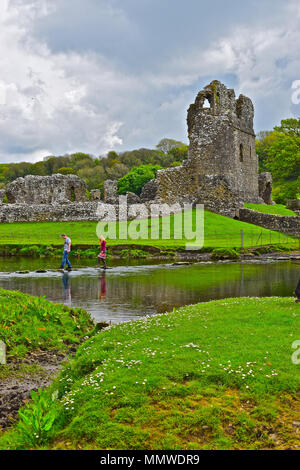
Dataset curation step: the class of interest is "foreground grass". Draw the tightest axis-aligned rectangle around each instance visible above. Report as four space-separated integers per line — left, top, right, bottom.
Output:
0 288 94 359
1 297 299 450
244 203 297 217
0 209 296 250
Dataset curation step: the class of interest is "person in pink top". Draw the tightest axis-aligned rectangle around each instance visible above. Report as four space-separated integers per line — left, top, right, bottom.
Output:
97 235 107 269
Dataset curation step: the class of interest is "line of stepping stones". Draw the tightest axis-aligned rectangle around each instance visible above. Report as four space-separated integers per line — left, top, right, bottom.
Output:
1 254 300 274
0 268 106 274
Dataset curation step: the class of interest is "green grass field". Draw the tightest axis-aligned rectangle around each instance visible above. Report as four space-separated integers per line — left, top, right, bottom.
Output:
0 209 296 250
1 296 299 450
244 203 297 217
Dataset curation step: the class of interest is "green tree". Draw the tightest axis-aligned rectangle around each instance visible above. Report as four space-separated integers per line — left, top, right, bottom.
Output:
117 164 162 195
106 162 128 179
57 167 77 175
78 165 105 190
156 138 186 154
255 131 275 172
261 118 300 202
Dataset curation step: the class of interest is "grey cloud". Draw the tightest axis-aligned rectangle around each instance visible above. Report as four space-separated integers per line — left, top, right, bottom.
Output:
0 0 299 163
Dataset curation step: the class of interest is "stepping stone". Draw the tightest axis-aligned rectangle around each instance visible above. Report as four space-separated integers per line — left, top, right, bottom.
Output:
172 262 191 266
16 270 30 274
35 269 47 273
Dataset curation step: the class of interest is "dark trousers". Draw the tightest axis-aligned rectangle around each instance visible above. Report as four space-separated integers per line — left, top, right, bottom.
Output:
296 279 300 299
61 250 71 269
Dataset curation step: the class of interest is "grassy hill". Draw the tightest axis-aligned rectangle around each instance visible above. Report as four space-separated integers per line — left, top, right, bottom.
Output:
0 209 296 251
1 296 299 450
0 288 94 360
244 203 297 217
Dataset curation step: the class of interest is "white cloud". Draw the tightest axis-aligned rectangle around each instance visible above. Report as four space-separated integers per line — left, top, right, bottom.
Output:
0 0 131 162
0 0 299 163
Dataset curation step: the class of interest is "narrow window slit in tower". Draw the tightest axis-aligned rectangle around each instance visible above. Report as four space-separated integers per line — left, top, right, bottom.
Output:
240 144 244 162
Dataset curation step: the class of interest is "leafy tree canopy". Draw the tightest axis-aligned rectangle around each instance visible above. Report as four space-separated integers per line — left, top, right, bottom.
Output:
117 164 162 195
256 118 300 202
156 138 186 154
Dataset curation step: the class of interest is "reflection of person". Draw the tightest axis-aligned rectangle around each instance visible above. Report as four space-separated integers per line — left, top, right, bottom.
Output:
60 234 72 271
97 235 107 269
62 272 71 306
295 279 300 303
99 271 106 302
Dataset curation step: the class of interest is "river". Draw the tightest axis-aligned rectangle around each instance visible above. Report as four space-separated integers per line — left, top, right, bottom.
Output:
0 257 298 323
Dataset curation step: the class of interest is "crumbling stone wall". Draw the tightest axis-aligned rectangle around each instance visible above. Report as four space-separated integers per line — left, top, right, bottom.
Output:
6 174 87 204
152 80 264 216
140 179 159 202
0 202 98 223
286 199 300 211
238 208 300 234
258 172 273 205
90 189 101 201
103 179 118 204
0 190 5 204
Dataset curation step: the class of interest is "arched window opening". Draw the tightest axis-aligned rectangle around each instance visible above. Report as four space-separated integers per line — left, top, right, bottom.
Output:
203 97 211 108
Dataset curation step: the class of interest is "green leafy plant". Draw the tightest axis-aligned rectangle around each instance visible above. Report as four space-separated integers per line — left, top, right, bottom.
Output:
117 164 162 195
17 389 58 447
119 248 148 259
211 248 240 260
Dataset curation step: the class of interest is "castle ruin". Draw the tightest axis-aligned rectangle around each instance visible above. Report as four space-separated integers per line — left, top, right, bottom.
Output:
142 80 268 216
0 80 279 224
5 174 88 205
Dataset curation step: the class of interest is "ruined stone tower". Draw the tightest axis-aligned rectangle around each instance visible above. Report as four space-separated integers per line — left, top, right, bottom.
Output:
148 80 264 216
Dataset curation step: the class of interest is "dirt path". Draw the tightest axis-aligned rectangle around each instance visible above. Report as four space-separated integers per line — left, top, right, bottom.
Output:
0 349 72 430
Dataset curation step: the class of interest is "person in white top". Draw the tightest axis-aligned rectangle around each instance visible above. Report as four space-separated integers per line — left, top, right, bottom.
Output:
60 234 72 271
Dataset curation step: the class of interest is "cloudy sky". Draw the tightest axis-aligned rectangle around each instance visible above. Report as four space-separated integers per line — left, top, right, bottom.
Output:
0 0 300 163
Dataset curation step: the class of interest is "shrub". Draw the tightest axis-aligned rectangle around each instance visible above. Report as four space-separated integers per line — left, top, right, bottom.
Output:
211 248 240 260
117 164 162 195
17 389 58 448
120 249 148 259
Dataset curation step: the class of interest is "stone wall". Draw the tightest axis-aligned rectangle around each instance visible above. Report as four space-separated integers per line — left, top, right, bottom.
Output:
6 174 87 204
0 190 5 204
103 179 118 204
0 198 187 223
238 208 300 234
286 199 300 211
258 173 273 205
90 189 101 201
0 202 99 223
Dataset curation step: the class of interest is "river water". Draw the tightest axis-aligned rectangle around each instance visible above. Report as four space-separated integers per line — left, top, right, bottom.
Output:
0 257 299 323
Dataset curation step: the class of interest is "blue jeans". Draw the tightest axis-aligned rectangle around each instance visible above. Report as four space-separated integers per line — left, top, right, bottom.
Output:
61 250 71 269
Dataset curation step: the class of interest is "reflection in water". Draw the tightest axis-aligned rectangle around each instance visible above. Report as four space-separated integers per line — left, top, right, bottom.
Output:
296 278 300 300
99 271 106 302
0 259 298 323
62 273 71 307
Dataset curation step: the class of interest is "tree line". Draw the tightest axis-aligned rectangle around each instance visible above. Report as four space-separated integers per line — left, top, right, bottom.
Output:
0 122 299 204
0 139 188 195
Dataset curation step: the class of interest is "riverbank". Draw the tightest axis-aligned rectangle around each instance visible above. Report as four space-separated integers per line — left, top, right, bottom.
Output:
0 243 298 264
1 296 299 450
0 289 96 431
